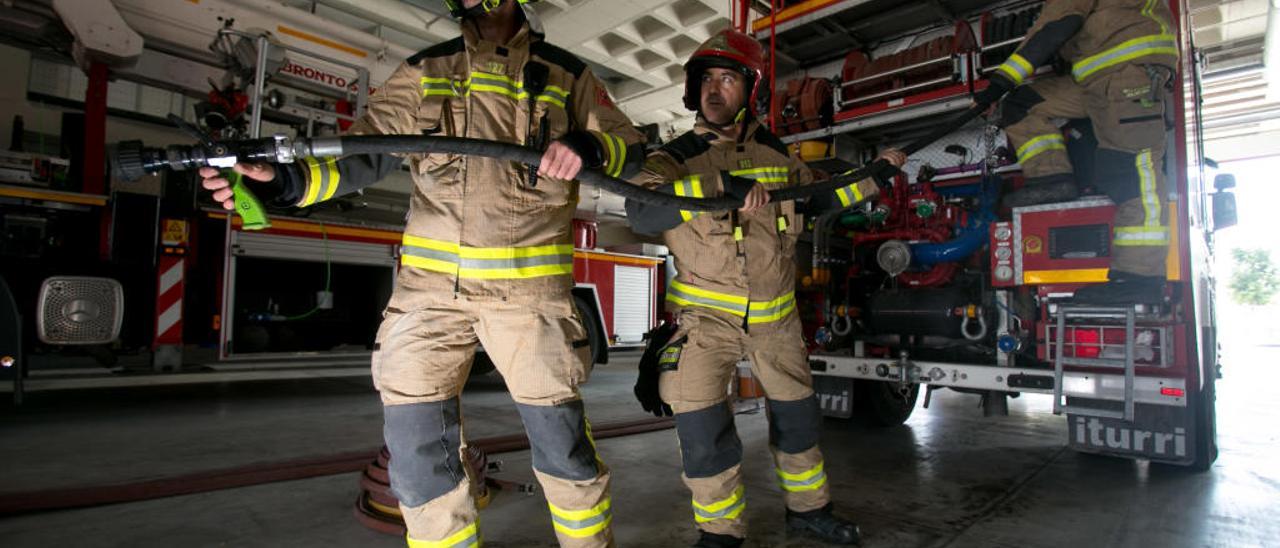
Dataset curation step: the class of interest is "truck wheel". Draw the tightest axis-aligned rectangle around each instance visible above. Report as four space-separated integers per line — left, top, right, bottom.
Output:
855 380 919 427
574 295 606 366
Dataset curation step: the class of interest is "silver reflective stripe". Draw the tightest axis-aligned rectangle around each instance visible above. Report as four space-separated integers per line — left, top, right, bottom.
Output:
780 472 826 489
666 284 748 315
693 497 744 521
1072 36 1178 81
551 508 612 531
459 254 570 270
402 246 459 263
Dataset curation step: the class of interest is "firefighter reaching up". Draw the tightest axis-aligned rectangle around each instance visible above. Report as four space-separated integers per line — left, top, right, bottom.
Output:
974 0 1179 304
625 28 905 548
200 0 645 546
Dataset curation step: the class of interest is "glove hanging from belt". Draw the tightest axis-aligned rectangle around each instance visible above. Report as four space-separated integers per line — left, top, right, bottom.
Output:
635 321 679 417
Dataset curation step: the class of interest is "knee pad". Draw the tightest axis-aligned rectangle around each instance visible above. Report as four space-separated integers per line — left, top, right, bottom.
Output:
516 400 600 481
999 85 1045 128
383 399 464 507
1094 148 1142 204
767 396 821 454
675 402 742 478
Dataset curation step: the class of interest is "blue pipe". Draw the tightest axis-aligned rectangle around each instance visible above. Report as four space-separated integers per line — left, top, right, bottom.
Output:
909 175 1000 267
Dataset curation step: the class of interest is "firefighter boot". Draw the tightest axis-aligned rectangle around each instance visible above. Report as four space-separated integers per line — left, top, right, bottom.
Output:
1072 273 1165 305
786 503 861 545
1003 176 1079 208
692 531 745 548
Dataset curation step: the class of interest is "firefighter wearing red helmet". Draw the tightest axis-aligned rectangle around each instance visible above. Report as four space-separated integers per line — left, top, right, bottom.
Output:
200 0 643 546
625 28 906 547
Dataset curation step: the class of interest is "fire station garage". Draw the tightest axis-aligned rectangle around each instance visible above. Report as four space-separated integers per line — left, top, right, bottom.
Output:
1 0 1278 546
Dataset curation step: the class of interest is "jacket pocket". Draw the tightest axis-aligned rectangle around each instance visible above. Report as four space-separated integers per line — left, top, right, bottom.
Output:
415 97 465 186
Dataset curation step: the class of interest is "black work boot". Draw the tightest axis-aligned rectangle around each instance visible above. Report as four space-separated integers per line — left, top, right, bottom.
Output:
786 503 861 545
1072 273 1166 305
692 531 744 548
1003 179 1079 208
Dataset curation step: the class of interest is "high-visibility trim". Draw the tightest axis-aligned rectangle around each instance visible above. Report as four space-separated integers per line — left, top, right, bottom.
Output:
666 279 749 316
1142 0 1170 35
299 156 341 207
1023 268 1111 284
776 461 827 492
834 181 863 207
667 281 795 324
406 522 480 548
1135 149 1161 228
996 53 1034 85
1114 226 1170 246
776 216 789 233
400 235 574 279
747 291 796 324
692 485 746 523
659 345 682 366
729 166 790 185
1072 35 1178 82
420 74 571 106
1015 133 1067 164
598 132 626 178
672 175 705 222
548 498 613 538
733 226 744 241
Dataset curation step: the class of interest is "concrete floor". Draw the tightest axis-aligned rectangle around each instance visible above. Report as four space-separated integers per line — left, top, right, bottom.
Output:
1 341 1277 548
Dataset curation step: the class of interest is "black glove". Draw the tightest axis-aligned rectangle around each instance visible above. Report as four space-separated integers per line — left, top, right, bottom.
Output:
720 171 757 207
558 130 605 169
869 158 900 191
635 321 679 417
973 73 1016 107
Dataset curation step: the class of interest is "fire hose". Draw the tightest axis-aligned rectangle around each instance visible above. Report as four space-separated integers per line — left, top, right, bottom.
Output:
109 102 990 224
0 416 674 517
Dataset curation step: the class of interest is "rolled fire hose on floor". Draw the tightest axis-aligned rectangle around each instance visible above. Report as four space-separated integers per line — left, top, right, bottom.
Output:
0 416 674 518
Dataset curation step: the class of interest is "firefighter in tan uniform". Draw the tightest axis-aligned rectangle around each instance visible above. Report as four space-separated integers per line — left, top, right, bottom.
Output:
625 30 905 548
200 1 644 546
975 0 1179 303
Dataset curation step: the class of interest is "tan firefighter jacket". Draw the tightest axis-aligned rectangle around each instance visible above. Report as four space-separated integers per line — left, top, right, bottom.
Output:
625 118 879 333
991 0 1179 88
268 20 644 300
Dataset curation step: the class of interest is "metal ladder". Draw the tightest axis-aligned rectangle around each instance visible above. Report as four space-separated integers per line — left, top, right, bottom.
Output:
1051 304 1139 422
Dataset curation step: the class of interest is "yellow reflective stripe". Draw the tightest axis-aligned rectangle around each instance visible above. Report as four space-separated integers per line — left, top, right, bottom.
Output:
672 175 703 222
1135 149 1160 227
729 166 790 184
1142 0 1170 35
1114 226 1170 246
320 157 341 202
692 485 746 523
406 522 480 548
600 132 624 178
300 157 323 207
997 53 1034 85
548 498 613 538
776 461 827 492
658 346 681 365
666 279 748 316
733 226 744 241
777 216 788 232
747 291 796 324
399 235 574 279
1015 133 1067 164
835 181 863 207
421 74 571 105
1072 35 1178 81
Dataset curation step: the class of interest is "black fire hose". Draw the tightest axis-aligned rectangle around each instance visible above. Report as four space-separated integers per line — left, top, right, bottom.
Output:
111 102 989 212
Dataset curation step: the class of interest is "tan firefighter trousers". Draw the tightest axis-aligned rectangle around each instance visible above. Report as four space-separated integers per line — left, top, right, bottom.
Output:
658 307 831 538
1004 64 1171 277
372 291 613 547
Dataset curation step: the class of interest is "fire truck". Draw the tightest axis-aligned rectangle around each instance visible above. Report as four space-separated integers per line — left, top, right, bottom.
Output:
756 0 1234 470
0 0 662 387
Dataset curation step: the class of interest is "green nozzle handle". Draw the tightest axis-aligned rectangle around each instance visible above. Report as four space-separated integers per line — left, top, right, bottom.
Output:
228 171 271 230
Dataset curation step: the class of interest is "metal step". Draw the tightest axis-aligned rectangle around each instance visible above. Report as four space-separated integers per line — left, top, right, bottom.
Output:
1053 304 1138 421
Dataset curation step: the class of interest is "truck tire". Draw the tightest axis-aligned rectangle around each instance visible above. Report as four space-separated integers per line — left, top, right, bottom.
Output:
574 295 606 366
855 379 919 427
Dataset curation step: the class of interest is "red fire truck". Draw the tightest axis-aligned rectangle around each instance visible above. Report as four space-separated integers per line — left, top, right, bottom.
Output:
756 0 1234 470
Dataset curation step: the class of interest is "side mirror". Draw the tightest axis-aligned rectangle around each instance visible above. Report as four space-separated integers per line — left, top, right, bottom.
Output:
1213 173 1236 191
1212 191 1237 231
